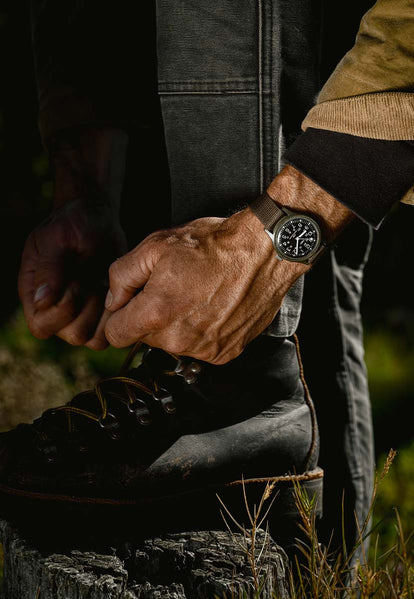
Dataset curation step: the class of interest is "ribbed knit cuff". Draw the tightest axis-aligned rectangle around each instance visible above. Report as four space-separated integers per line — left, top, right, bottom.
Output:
302 92 414 141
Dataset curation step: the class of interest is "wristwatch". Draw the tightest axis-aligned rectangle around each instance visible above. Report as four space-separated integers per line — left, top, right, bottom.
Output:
249 192 327 265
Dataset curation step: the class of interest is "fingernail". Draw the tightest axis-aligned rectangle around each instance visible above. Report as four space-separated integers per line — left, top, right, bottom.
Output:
34 284 50 303
105 290 113 309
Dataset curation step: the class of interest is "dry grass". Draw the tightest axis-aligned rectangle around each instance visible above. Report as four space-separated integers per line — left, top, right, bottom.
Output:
0 345 97 431
218 450 414 598
0 308 125 432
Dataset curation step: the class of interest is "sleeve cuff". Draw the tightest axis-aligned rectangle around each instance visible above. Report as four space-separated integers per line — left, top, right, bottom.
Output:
284 127 414 229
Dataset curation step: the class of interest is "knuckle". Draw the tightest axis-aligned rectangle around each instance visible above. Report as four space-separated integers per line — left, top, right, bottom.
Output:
85 337 108 351
58 303 78 324
210 353 233 366
207 355 224 365
201 342 241 366
108 258 124 285
196 346 219 364
63 330 89 346
144 305 166 331
104 323 124 348
28 322 51 340
162 339 188 356
27 313 51 339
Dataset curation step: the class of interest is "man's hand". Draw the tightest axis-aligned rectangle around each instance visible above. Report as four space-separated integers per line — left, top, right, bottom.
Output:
19 199 127 350
104 165 354 364
104 208 305 364
18 128 128 350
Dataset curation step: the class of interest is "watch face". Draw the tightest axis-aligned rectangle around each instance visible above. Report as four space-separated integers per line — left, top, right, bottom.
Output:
275 216 320 261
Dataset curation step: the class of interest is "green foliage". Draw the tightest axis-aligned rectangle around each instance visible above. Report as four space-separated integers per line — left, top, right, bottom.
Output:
0 308 128 379
373 443 414 556
364 328 414 411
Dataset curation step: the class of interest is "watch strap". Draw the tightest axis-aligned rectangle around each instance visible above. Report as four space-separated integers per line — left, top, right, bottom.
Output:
249 192 286 231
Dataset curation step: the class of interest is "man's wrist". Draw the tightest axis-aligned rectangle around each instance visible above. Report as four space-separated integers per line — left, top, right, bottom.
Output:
230 207 310 279
266 164 354 245
51 127 128 211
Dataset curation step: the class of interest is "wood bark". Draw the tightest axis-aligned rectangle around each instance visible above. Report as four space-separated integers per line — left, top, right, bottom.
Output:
0 518 289 598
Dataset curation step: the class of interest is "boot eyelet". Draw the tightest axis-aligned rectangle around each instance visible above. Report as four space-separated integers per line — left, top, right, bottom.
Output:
152 388 176 414
189 362 201 374
127 400 152 426
174 359 201 385
36 439 58 464
98 412 121 440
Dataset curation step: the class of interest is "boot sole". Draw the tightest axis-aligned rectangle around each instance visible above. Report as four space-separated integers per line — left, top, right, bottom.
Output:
0 467 323 552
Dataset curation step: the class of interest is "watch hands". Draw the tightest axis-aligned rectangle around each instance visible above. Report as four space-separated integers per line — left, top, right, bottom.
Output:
294 229 310 255
295 239 299 255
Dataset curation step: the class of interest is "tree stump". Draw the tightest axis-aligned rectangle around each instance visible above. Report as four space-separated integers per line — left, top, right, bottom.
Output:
0 518 290 598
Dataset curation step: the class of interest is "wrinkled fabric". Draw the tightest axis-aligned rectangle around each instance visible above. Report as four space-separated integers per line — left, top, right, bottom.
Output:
303 0 414 145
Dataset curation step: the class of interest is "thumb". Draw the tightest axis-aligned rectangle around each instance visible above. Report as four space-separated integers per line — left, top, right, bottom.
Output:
105 239 162 312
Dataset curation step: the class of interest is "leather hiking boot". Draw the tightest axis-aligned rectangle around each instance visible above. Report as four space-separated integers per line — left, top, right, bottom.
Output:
0 335 323 550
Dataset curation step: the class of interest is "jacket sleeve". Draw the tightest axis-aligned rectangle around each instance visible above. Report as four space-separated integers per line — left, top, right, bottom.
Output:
302 0 414 141
286 0 414 217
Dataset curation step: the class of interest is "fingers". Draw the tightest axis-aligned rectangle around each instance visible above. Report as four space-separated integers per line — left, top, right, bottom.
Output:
29 286 110 350
18 226 121 346
55 294 106 347
25 282 83 339
85 309 111 351
106 239 162 312
105 290 168 348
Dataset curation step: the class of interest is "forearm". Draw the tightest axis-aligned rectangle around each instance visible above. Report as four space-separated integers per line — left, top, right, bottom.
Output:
50 128 128 211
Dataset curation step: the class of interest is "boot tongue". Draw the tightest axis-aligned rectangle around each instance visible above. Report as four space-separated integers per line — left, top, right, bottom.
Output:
138 347 179 374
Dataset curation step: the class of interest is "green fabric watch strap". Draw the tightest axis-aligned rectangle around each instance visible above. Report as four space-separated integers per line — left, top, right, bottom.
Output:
249 192 285 231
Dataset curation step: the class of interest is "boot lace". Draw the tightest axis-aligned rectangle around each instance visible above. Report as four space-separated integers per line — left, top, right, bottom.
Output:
35 344 202 457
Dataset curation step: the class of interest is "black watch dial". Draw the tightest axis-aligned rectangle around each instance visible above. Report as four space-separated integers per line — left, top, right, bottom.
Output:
275 216 321 260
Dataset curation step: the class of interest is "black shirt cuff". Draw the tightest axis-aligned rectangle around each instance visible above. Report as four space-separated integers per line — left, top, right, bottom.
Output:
284 127 414 229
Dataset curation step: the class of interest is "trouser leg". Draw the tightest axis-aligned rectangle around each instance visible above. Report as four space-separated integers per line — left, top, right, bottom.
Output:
298 219 375 556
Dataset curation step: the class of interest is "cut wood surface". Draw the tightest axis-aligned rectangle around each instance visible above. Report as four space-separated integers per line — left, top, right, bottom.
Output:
0 519 289 598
